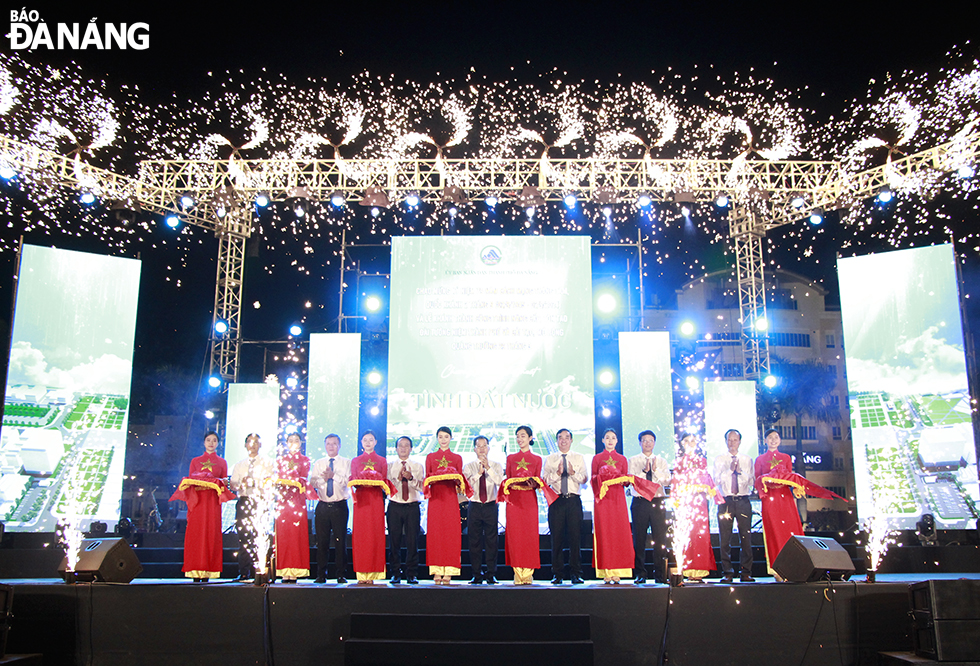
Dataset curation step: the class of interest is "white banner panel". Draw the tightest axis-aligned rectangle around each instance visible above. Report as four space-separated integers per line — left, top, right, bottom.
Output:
307 333 361 459
703 380 759 465
619 331 674 459
839 244 978 529
1 244 140 531
226 383 280 462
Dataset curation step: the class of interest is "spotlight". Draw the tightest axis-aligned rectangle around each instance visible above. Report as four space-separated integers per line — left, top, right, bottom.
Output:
180 195 195 209
405 193 420 208
877 186 893 203
286 186 312 218
255 193 270 207
602 206 613 218
448 205 458 217
956 164 975 179
598 370 615 386
564 193 577 208
365 296 382 312
685 376 700 390
754 316 769 332
763 374 778 389
109 197 141 224
680 204 692 217
207 376 222 389
679 321 695 337
366 371 383 386
360 186 391 208
0 163 16 180
330 192 346 207
596 293 617 314
371 207 380 217
809 207 824 225
637 193 652 208
79 191 96 205
791 195 806 209
211 186 236 219
289 324 303 337
715 194 729 208
214 320 229 334
525 206 536 219
485 195 498 209
165 214 180 229
673 190 695 217
285 377 298 389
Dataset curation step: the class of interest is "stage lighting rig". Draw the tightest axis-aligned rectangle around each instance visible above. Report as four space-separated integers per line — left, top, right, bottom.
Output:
255 192 270 207
564 193 578 208
180 195 195 209
637 193 653 208
109 196 141 224
877 186 893 203
485 195 499 209
957 164 975 179
441 184 467 205
715 193 729 208
79 191 96 204
404 192 421 208
286 185 312 218
330 191 346 207
809 207 824 225
0 162 15 180
165 214 180 229
916 514 938 546
360 186 390 208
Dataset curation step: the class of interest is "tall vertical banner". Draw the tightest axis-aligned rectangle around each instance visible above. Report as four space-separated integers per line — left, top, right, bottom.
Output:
226 383 280 462
1 245 140 531
307 333 361 459
839 244 979 529
619 331 674 459
703 380 758 464
387 236 595 462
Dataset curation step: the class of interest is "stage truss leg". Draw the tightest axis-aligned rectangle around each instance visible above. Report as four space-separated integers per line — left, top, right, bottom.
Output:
729 205 770 381
209 213 249 384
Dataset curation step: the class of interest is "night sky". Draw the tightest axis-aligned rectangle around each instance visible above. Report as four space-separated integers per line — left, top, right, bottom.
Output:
0 1 977 457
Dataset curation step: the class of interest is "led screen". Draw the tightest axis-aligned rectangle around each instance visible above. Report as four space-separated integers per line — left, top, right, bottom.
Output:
838 244 978 529
1 244 140 531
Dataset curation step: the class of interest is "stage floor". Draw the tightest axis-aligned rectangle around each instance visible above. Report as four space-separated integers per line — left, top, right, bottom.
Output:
5 573 976 665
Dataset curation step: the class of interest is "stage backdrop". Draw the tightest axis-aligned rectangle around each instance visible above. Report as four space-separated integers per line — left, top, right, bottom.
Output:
704 380 759 463
307 333 361 460
1 244 140 531
619 331 674 459
838 244 979 529
226 383 279 463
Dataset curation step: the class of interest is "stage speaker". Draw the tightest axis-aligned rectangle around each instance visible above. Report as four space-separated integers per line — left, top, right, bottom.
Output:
57 537 143 583
772 535 854 583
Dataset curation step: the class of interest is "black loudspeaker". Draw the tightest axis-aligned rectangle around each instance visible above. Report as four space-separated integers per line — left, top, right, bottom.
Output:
772 535 855 582
57 537 143 583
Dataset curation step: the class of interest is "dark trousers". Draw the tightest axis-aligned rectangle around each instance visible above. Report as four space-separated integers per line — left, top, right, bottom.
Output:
236 496 258 577
631 497 668 580
315 500 348 580
387 501 420 577
548 494 583 577
467 501 498 576
718 495 753 575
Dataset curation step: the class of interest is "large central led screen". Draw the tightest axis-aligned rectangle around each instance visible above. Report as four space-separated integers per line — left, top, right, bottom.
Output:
1 244 140 532
838 244 979 529
387 236 595 466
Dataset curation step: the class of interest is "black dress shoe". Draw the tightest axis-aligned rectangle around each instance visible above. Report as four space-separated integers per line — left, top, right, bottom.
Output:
634 576 646 585
484 575 499 585
570 576 585 585
740 574 756 583
469 576 483 585
315 576 326 584
336 577 348 584
721 574 734 583
406 577 419 585
390 576 401 585
550 575 563 585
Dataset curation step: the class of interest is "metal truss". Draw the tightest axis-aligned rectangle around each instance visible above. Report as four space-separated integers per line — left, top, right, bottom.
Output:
3 129 978 386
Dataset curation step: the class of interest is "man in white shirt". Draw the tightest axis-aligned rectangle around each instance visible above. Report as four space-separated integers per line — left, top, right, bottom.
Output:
309 434 351 584
229 433 274 581
714 428 755 583
462 435 503 585
386 436 425 585
542 428 587 585
628 430 670 584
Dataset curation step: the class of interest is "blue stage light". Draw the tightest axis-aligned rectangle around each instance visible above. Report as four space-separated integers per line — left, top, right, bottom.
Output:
596 293 617 314
165 214 180 228
289 324 303 337
207 376 222 389
877 187 893 203
180 195 195 209
285 376 298 389
754 316 769 332
716 194 729 207
255 193 270 207
792 196 806 209
405 194 420 208
485 196 498 209
79 191 96 205
602 206 613 218
957 164 975 179
564 193 577 208
679 321 695 337
637 194 652 208
525 206 536 219
763 374 778 388
331 193 346 207
371 207 380 217
685 376 700 390
204 409 215 420
0 164 15 180
448 206 458 217
809 208 824 225
214 320 229 334
365 296 382 312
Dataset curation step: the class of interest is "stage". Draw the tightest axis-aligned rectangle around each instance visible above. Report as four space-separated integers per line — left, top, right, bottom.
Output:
4 573 975 666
